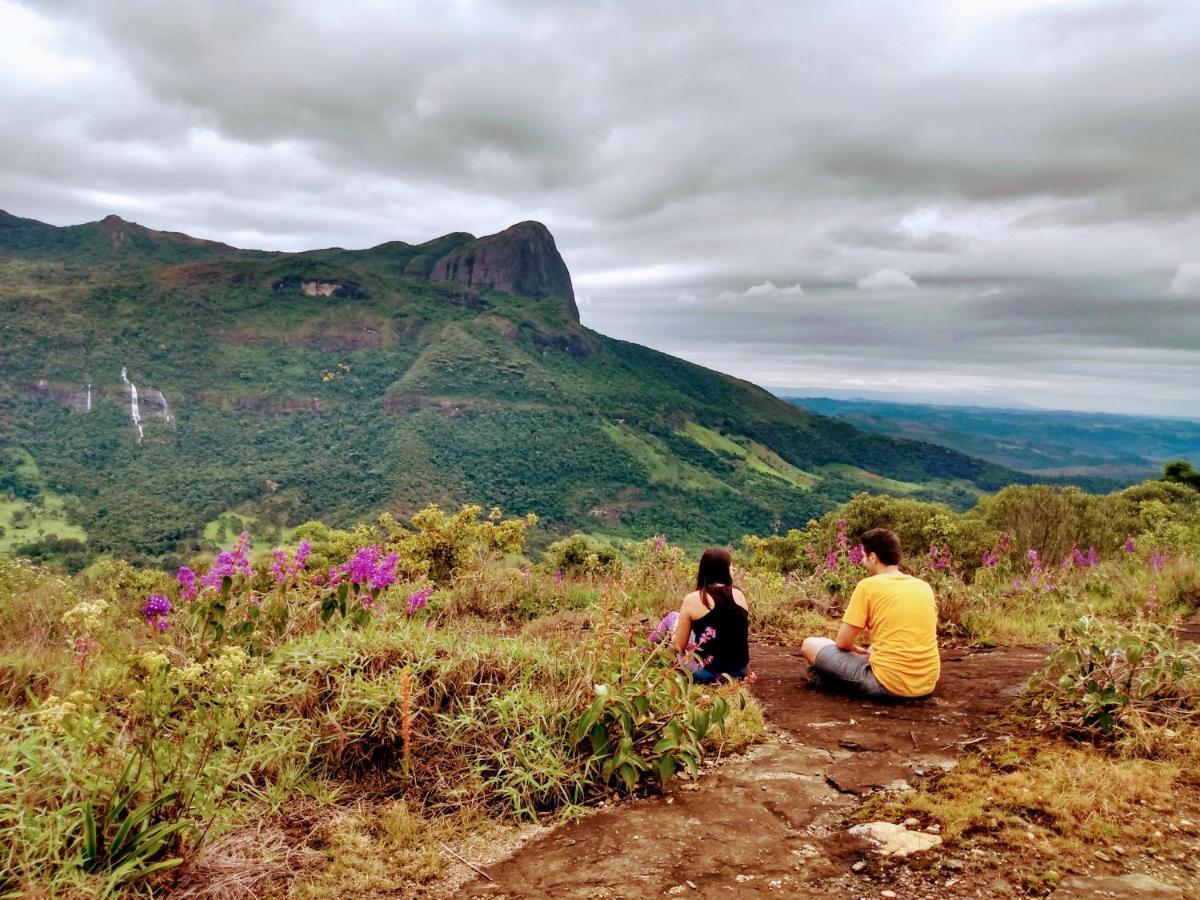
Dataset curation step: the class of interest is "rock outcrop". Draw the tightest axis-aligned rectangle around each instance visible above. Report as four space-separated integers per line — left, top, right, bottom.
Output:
430 221 578 322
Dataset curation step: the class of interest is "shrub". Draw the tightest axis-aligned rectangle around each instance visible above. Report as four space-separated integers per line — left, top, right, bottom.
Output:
1036 615 1200 752
543 533 620 578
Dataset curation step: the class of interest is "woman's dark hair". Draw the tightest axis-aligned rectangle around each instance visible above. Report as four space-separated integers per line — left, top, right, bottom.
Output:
861 528 902 566
696 547 734 608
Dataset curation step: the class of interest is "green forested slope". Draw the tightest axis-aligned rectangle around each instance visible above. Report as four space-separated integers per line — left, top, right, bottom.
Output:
0 210 1025 567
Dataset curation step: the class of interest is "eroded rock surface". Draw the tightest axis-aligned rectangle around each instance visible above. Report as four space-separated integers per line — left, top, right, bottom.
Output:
456 643 1050 898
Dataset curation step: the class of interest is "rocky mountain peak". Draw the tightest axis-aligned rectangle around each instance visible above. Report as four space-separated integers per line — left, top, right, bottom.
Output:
430 221 578 321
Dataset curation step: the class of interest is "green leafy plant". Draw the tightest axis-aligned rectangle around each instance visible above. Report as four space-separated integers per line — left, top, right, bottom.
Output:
73 757 187 894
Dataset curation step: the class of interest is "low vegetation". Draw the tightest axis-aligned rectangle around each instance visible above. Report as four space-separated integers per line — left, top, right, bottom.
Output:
1 472 1198 895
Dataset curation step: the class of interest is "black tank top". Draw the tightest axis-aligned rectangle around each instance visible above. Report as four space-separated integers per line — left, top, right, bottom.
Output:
691 588 750 674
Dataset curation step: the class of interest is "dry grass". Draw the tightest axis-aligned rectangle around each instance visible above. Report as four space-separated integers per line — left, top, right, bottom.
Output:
860 734 1200 891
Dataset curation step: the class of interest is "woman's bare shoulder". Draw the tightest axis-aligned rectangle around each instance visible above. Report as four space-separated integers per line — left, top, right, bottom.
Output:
733 587 750 607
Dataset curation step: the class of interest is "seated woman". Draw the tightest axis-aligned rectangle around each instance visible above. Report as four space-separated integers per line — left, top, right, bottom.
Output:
672 547 750 683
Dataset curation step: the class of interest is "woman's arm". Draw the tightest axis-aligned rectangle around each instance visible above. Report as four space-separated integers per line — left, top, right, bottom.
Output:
672 601 694 653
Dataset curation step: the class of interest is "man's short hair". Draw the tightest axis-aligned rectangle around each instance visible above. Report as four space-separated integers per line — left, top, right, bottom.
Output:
861 528 902 565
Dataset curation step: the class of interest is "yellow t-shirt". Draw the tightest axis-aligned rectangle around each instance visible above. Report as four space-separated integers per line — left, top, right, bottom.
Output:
843 573 940 697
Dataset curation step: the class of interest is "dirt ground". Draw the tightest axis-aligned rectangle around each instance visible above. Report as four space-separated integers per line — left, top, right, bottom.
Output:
453 643 1061 899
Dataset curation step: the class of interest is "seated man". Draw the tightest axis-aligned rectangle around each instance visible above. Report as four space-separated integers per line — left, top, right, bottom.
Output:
800 528 940 700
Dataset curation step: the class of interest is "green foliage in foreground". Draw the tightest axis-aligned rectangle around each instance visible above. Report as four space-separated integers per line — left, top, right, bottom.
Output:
1 478 1199 895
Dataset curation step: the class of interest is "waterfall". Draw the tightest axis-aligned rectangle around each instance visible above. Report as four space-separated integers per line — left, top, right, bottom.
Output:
86 383 92 412
120 367 144 442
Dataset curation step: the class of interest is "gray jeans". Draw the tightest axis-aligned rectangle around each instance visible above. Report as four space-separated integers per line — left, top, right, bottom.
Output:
812 645 896 699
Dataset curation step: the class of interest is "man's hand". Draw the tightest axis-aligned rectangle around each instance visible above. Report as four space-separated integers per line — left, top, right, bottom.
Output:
850 643 871 656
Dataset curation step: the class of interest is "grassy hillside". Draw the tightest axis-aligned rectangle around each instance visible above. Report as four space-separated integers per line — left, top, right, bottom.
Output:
0 211 1025 567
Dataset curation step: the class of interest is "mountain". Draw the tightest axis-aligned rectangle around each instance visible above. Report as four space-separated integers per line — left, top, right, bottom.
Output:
788 396 1200 489
0 210 1026 567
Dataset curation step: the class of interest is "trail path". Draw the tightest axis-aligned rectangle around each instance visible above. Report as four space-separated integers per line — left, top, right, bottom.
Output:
460 643 1048 899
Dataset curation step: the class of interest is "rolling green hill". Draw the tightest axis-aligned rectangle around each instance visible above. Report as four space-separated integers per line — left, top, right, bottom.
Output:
789 396 1200 490
0 209 1026 567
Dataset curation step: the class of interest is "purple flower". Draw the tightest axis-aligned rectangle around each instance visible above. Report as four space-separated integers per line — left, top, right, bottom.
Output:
1124 537 1137 554
142 594 171 630
555 569 564 584
825 550 838 572
331 545 402 598
654 534 667 552
271 540 313 584
697 626 717 646
271 549 289 583
1150 548 1168 572
176 565 198 601
1069 546 1098 568
201 532 253 589
981 550 998 568
848 543 864 566
648 611 679 645
406 585 434 616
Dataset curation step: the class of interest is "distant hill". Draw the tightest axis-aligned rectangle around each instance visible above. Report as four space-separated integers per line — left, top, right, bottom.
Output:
787 396 1200 488
0 209 1027 567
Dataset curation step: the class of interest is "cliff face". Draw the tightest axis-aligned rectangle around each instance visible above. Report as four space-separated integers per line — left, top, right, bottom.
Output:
430 221 578 322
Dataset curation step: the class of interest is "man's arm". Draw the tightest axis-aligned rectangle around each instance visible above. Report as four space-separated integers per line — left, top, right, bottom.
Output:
835 621 868 654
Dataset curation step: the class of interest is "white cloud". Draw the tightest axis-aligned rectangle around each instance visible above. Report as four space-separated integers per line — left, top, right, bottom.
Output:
856 268 917 291
717 280 804 301
1168 261 1200 298
744 280 804 298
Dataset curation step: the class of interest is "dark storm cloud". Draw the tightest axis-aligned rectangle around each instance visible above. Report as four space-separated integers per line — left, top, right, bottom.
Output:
3 0 1199 414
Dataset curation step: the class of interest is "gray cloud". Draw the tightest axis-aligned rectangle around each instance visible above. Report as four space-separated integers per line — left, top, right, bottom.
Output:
3 0 1199 415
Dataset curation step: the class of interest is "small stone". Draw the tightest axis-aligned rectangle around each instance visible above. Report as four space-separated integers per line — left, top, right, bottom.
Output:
903 817 920 827
852 861 867 873
768 880 782 890
686 881 697 890
1181 819 1195 829
735 874 756 883
926 824 941 835
944 859 965 871
1094 850 1111 863
1112 845 1126 856
668 887 687 896
881 892 898 899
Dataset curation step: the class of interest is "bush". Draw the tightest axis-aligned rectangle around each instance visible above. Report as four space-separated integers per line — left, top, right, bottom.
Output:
543 533 620 578
1036 615 1200 752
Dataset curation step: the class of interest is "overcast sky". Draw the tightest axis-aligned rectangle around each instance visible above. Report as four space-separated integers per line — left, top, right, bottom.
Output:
3 0 1198 417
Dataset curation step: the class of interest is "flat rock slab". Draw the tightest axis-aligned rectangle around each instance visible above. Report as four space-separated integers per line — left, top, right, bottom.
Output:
460 643 1048 897
749 643 1048 755
461 741 855 898
1056 873 1184 897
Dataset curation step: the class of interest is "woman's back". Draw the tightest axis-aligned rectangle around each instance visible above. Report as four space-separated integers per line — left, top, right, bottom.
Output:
689 586 750 674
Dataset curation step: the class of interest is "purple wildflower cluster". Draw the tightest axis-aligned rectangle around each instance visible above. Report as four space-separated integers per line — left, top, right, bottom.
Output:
981 533 1012 568
1124 537 1137 554
927 543 953 571
1070 546 1099 568
648 611 678 644
1150 547 1169 572
329 545 400 604
1014 548 1055 592
848 543 865 565
201 532 253 589
176 565 198 601
653 534 668 552
406 585 434 616
271 540 312 584
142 594 171 632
